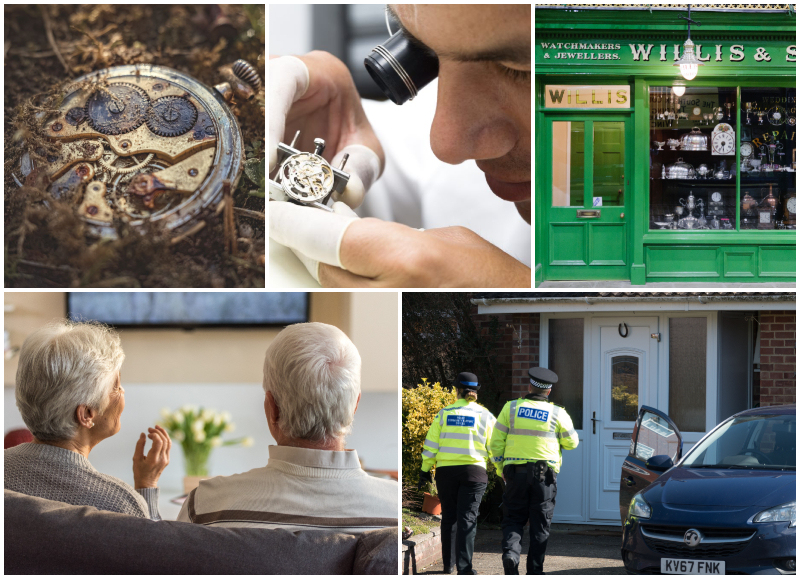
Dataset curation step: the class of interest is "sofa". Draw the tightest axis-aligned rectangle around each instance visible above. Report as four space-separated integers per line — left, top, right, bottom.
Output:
4 491 397 574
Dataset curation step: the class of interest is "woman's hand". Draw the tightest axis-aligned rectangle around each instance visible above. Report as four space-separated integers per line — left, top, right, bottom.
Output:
132 425 171 489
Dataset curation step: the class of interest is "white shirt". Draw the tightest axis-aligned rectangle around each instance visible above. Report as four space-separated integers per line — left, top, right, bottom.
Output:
177 445 398 533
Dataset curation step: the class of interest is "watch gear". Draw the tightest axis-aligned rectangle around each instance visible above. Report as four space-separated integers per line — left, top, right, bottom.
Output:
85 82 150 135
65 107 87 126
146 95 198 137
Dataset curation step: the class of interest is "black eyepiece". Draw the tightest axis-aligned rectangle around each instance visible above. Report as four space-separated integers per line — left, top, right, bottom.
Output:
364 31 439 105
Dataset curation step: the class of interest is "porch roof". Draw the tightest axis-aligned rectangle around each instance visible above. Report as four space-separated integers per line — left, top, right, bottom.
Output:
471 292 796 313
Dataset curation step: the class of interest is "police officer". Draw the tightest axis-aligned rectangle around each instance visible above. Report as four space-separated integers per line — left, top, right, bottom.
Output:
419 372 496 575
490 367 579 575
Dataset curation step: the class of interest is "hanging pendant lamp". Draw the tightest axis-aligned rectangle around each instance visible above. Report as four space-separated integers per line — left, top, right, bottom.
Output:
674 4 703 81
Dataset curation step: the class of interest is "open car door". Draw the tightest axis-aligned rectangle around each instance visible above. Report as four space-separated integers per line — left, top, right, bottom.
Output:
619 405 683 524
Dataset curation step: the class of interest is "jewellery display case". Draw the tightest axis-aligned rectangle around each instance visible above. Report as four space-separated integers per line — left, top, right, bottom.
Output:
649 86 737 230
740 88 796 230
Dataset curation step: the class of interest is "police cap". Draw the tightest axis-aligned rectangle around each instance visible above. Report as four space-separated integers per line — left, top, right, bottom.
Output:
528 367 558 389
453 372 480 391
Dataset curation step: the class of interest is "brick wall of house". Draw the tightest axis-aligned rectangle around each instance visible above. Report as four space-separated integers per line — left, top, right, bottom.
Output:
472 308 541 402
758 310 796 407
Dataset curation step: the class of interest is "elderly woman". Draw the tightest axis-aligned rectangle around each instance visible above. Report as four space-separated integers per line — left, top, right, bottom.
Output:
4 320 170 520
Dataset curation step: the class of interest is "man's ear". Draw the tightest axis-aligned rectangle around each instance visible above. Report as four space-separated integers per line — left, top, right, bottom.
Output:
265 391 280 425
353 392 361 416
75 405 97 428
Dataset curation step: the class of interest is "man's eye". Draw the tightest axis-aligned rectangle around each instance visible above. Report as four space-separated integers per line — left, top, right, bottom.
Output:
499 64 531 83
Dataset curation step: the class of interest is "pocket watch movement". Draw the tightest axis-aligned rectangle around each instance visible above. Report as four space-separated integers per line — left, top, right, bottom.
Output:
16 61 261 238
269 130 350 211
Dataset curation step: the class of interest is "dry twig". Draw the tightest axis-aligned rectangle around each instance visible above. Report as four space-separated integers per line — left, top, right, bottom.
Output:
39 6 71 74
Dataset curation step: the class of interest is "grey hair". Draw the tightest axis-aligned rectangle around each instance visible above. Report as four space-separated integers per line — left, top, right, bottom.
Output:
263 322 361 443
15 320 125 442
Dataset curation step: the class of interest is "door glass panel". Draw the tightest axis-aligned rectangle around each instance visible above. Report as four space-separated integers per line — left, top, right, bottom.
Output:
611 355 639 421
669 318 707 432
552 121 584 207
548 318 583 429
593 121 625 207
635 410 680 461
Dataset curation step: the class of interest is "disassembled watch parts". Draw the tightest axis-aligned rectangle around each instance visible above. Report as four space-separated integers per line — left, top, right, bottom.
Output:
13 60 262 238
269 131 351 211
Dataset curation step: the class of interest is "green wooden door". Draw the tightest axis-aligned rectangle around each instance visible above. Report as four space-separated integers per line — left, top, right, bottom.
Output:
544 115 631 280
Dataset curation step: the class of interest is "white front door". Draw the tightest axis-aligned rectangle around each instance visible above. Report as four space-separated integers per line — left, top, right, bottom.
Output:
589 317 659 521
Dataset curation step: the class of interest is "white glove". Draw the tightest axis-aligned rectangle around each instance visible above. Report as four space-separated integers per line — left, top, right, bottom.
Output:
268 56 309 173
268 56 383 209
269 201 360 283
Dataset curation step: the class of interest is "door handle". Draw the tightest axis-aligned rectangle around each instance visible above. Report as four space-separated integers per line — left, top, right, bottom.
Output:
620 213 625 219
624 476 636 487
591 411 600 434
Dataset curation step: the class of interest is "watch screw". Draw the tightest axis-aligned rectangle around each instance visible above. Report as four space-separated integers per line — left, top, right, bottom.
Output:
188 168 198 177
232 59 262 92
52 122 63 132
314 138 326 156
338 153 349 171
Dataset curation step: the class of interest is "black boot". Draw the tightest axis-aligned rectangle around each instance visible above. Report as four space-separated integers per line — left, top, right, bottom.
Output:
502 555 519 575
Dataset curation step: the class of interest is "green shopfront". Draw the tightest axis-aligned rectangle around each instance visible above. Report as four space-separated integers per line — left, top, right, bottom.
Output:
535 6 797 285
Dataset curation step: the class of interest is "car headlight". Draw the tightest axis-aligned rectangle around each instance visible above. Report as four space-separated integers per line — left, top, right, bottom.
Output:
753 501 796 527
629 493 652 520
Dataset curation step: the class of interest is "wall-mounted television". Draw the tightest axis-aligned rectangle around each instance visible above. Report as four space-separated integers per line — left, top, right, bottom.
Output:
67 292 309 328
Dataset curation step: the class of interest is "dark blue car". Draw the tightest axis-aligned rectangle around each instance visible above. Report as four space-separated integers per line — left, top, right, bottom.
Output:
619 405 795 575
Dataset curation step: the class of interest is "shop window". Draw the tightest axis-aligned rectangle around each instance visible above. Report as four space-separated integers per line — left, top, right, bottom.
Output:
552 121 584 206
548 318 583 430
668 318 707 432
739 88 796 231
649 86 737 230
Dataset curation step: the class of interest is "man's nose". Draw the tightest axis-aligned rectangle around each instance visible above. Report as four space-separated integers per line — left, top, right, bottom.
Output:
429 62 518 165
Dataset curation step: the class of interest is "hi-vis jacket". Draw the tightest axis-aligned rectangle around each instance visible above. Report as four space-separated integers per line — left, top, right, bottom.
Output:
489 398 579 473
421 399 497 472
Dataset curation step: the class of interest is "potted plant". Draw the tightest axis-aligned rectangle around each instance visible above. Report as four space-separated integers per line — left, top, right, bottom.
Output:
159 406 253 493
421 479 441 516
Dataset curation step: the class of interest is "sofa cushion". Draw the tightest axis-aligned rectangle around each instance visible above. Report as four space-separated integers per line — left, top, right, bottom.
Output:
353 526 399 575
5 490 364 574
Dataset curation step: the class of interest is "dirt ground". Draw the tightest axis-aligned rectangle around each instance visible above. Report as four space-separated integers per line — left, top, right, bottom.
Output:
4 5 265 287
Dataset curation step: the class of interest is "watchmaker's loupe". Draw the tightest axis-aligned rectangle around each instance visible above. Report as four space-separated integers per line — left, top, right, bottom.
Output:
364 9 439 105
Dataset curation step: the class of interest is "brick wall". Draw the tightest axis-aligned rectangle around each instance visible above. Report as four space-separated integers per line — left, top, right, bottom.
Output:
759 310 796 407
472 308 541 402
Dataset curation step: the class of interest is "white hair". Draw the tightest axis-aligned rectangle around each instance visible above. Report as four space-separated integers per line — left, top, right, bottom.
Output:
263 322 361 443
15 320 125 442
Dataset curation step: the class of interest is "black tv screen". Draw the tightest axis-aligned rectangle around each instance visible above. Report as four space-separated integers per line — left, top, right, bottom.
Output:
67 292 308 328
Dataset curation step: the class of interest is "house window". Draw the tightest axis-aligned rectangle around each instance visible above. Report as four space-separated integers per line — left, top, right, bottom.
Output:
548 318 583 430
669 318 707 432
611 355 639 421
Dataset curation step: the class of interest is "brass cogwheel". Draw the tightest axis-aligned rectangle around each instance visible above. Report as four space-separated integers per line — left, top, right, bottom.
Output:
146 95 198 137
85 82 150 136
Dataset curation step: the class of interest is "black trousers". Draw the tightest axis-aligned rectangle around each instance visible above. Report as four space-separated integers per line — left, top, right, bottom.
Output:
435 471 487 575
501 465 557 575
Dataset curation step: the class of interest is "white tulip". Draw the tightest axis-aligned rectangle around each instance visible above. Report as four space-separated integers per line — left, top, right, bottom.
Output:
210 437 222 448
221 412 232 423
192 419 205 433
242 437 254 448
194 431 206 443
212 415 223 427
173 412 184 424
224 422 236 432
201 409 214 421
160 408 171 420
173 430 185 442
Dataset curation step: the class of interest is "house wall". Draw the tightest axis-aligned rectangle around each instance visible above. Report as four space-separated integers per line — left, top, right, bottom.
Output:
759 310 796 407
472 309 541 401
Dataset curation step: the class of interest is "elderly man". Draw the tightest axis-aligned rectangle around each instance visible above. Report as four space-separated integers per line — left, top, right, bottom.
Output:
177 322 398 532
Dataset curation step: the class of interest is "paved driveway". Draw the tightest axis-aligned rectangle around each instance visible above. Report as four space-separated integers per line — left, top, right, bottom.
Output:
417 524 626 575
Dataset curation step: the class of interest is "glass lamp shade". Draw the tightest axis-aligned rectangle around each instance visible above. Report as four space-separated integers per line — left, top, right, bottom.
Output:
672 85 686 96
674 38 703 81
679 63 698 80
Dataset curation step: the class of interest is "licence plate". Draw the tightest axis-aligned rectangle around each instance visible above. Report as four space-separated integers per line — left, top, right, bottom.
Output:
661 559 725 574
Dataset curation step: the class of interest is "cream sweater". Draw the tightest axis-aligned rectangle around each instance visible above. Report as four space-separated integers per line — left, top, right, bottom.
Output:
177 445 398 533
4 442 160 520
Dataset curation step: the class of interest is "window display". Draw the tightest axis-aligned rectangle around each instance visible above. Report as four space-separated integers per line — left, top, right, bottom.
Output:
649 86 795 231
649 87 737 230
740 88 796 230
